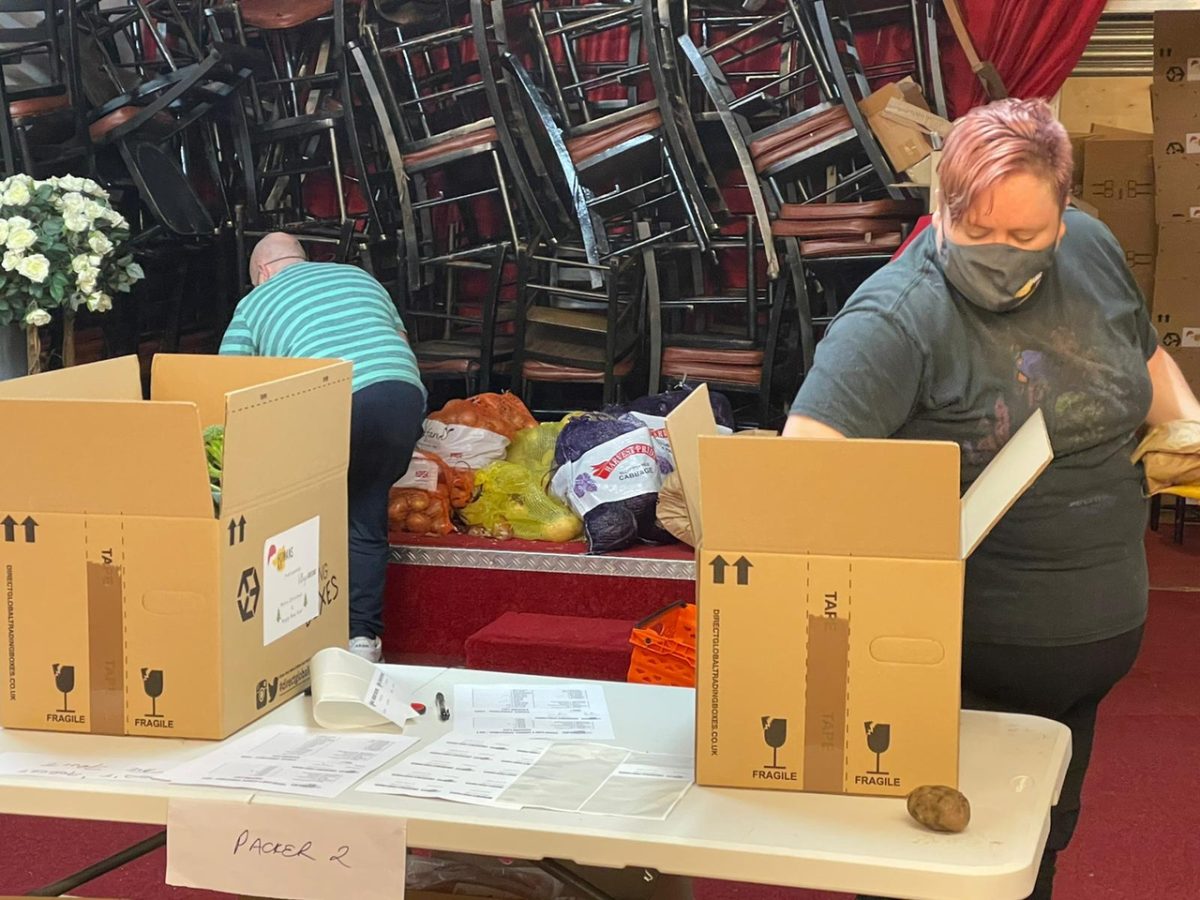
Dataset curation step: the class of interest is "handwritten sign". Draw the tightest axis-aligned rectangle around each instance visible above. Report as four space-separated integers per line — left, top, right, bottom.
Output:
166 798 406 900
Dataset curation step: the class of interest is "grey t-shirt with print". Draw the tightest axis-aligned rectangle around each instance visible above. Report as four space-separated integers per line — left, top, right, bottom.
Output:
791 209 1157 646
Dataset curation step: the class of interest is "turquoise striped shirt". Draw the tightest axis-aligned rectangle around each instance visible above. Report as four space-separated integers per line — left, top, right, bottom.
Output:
219 262 426 396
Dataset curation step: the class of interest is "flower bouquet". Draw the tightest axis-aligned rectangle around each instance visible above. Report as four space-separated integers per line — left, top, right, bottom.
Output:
0 174 144 374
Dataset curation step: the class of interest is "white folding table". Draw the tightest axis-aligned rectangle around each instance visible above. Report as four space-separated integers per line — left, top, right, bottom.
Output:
0 666 1071 900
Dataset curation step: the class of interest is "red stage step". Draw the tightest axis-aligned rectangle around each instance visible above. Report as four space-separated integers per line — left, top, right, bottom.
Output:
383 533 692 666
465 612 636 682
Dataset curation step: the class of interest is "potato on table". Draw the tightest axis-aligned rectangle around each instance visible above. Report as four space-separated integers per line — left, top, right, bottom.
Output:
907 785 971 833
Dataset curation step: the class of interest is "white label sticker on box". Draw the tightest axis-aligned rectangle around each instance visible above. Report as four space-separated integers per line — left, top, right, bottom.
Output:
1187 133 1200 155
1189 58 1200 81
1190 207 1200 219
263 517 321 646
1182 327 1200 348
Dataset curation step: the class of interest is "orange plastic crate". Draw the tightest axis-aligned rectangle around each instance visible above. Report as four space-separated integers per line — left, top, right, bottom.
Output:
626 601 696 687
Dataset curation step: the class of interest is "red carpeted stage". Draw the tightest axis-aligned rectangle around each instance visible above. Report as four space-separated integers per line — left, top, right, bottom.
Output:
0 529 1196 899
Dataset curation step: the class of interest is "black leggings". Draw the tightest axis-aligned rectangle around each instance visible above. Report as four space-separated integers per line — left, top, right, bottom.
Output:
861 625 1144 900
347 380 425 639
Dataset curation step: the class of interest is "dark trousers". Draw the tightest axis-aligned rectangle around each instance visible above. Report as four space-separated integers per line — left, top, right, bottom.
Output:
348 380 425 639
860 625 1144 900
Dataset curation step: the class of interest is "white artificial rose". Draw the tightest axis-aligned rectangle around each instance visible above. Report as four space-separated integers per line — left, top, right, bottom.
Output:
71 253 92 273
77 270 98 293
6 227 36 251
88 231 113 255
60 175 85 192
17 253 50 283
2 250 21 271
84 201 104 221
64 211 90 233
2 181 31 206
81 178 107 198
6 215 30 229
86 292 112 312
0 220 10 245
61 191 85 210
23 307 51 327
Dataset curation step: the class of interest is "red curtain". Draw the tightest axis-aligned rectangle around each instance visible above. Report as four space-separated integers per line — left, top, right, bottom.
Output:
939 0 1107 117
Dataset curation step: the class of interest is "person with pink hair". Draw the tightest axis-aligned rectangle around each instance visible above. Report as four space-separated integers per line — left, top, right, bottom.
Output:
785 98 1200 899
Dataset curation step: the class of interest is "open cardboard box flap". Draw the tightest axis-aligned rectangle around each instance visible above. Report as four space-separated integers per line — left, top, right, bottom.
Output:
152 355 353 511
0 355 210 517
0 354 141 401
0 354 353 519
674 384 1052 559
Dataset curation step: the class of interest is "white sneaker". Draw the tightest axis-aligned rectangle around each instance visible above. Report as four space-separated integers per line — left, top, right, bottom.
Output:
348 635 383 664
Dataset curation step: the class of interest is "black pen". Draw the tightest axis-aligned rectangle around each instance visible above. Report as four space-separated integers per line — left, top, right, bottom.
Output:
435 692 450 721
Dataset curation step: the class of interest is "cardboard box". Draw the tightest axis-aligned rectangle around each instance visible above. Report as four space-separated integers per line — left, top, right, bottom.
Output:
1081 132 1157 301
859 78 939 174
1152 223 1200 392
903 150 942 213
678 394 1053 798
1069 132 1092 198
1154 11 1200 86
0 355 352 739
1151 83 1200 223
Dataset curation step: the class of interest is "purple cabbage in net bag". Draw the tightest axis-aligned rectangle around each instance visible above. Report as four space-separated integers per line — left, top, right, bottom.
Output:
553 414 667 553
611 384 736 430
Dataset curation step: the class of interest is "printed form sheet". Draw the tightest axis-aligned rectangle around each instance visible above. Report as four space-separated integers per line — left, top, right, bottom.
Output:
166 725 418 798
361 733 692 819
0 753 173 783
452 683 615 740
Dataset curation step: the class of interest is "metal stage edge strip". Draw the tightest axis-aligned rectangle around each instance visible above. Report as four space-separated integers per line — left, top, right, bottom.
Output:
389 544 696 580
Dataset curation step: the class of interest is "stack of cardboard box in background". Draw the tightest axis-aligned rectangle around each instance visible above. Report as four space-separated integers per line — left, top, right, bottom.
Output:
1151 12 1200 389
1078 126 1157 304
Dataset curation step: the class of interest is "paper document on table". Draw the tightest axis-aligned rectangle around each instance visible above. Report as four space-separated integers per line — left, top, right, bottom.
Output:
167 725 417 798
453 683 615 740
362 734 692 819
311 647 421 730
497 744 693 820
0 752 172 783
358 734 548 806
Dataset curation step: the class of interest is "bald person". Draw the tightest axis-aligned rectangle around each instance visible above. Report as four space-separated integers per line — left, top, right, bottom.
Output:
221 233 427 663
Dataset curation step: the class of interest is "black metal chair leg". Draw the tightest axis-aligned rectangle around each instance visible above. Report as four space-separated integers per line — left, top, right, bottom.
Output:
1150 494 1161 531
27 831 166 897
1175 495 1186 545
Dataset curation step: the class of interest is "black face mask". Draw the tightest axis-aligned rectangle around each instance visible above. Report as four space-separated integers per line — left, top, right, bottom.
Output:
939 231 1058 313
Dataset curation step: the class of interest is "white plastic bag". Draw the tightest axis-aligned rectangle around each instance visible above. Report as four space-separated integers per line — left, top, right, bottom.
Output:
550 426 663 515
393 451 440 491
417 419 509 470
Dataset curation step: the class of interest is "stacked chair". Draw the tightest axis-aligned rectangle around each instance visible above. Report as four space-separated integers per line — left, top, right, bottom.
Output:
0 0 940 425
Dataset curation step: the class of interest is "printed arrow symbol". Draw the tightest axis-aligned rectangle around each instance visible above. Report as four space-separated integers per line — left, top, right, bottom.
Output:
733 556 753 586
228 516 248 546
21 517 37 543
1 516 15 542
710 555 729 585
